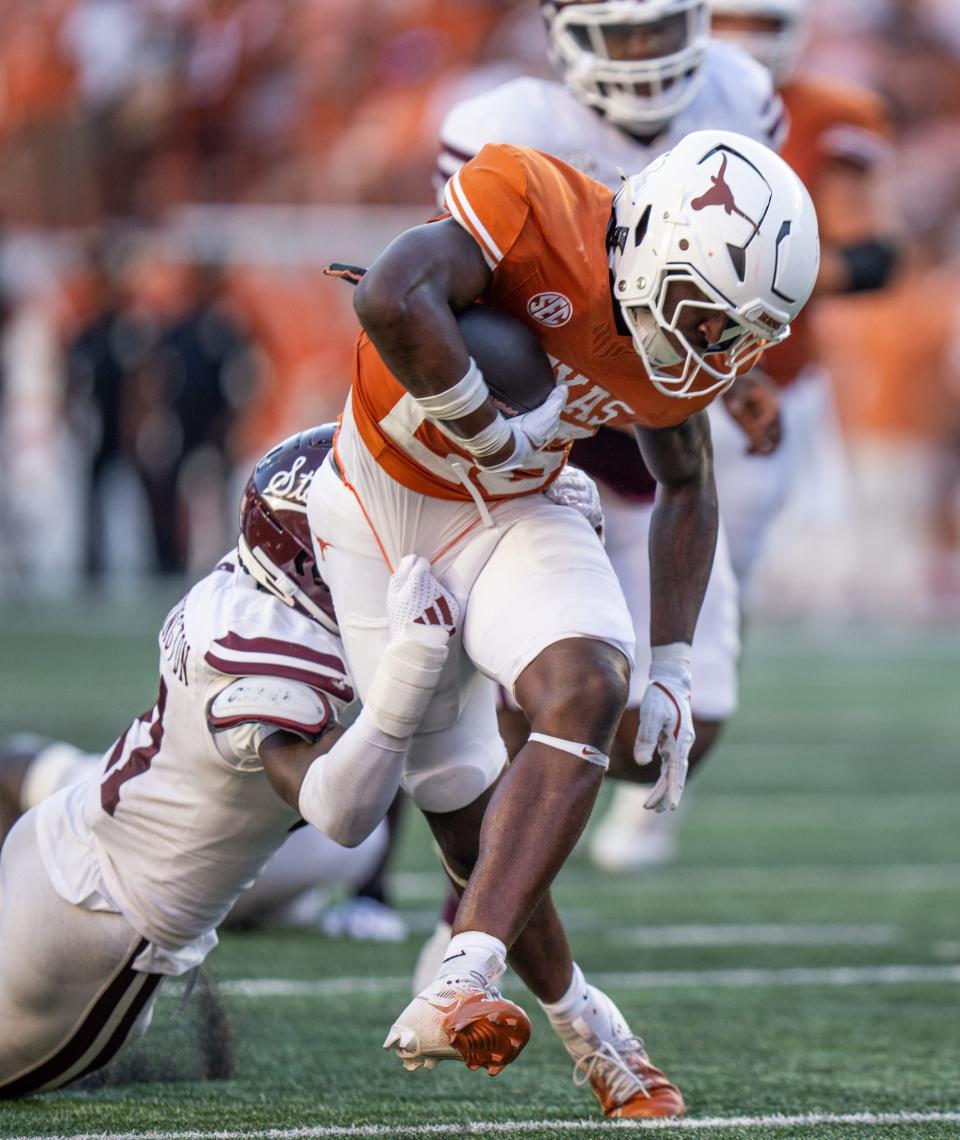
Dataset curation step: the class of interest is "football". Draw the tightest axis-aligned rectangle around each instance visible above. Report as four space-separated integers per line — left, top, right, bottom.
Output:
457 305 556 417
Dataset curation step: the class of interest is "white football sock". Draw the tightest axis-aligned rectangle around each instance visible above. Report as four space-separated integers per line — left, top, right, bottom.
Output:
433 930 506 985
539 961 589 1021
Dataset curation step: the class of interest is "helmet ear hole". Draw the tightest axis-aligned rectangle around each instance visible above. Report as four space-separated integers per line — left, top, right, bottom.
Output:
634 204 651 247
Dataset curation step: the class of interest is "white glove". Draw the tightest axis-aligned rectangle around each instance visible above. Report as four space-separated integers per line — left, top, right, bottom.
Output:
387 554 460 639
634 643 695 813
544 463 604 540
363 557 458 739
479 385 567 474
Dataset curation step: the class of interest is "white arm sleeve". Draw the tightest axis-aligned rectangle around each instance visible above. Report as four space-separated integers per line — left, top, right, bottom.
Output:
299 621 453 846
298 706 406 848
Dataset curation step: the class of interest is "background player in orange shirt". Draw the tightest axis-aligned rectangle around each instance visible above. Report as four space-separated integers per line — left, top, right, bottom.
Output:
307 131 819 1087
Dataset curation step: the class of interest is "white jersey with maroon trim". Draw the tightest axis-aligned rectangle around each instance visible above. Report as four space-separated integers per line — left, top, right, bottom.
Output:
34 553 354 970
437 40 785 195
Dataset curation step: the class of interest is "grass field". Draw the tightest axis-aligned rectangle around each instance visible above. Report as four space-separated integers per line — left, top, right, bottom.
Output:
1 593 959 1139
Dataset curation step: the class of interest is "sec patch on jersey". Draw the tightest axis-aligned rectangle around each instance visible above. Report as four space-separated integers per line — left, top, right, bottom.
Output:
457 305 556 417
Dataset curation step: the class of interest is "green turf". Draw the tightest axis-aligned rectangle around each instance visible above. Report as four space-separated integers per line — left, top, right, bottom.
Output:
1 595 958 1138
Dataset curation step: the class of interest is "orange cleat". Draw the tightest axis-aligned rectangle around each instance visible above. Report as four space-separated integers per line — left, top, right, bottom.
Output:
575 1039 686 1118
544 980 685 1118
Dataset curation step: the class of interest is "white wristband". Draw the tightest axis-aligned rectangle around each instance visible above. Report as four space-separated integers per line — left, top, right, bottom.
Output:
414 358 489 422
458 412 513 459
650 642 692 681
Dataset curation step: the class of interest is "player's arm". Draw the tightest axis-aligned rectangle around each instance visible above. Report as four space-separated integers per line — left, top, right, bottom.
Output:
629 411 717 811
354 166 565 472
636 411 717 646
260 556 459 846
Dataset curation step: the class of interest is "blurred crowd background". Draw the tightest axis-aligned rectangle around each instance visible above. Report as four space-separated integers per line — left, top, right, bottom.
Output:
1 0 959 618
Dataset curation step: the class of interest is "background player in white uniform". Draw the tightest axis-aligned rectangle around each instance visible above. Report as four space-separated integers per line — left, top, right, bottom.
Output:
0 427 460 1096
707 0 899 597
434 0 787 873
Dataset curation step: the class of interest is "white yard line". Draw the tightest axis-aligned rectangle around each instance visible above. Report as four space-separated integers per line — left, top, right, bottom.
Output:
189 962 960 999
8 1110 960 1139
392 864 960 900
611 924 897 948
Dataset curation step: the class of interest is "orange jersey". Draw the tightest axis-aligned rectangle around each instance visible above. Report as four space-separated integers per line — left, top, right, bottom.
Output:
762 78 893 387
349 144 716 502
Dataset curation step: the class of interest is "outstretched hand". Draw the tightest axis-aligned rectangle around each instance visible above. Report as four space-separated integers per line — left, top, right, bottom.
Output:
634 644 695 813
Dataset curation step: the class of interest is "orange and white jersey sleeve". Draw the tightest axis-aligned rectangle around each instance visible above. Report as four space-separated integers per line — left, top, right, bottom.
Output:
442 143 531 273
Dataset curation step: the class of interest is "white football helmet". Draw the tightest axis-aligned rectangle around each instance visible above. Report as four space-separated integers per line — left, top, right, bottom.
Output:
708 0 808 84
609 129 819 398
541 0 710 135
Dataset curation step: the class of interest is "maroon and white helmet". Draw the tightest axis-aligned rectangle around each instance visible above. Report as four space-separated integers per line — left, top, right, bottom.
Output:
237 425 338 635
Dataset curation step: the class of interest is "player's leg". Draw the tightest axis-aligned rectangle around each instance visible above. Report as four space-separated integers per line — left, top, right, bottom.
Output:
416 782 684 1117
455 636 626 946
386 506 633 1076
224 817 389 929
708 395 798 593
589 492 740 869
0 736 99 845
0 811 164 1096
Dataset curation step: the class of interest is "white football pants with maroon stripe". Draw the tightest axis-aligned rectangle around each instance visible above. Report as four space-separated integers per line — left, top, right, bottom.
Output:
0 811 163 1097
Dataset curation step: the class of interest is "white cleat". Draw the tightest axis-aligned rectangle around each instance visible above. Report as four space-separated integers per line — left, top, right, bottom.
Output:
321 896 409 942
384 966 531 1076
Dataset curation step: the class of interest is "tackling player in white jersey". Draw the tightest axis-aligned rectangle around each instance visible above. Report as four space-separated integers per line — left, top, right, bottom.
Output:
434 0 787 872
0 426 461 1096
0 425 701 1118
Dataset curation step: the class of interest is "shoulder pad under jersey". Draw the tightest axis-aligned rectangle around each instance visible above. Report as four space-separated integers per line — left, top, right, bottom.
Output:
208 675 335 742
198 576 355 712
682 41 787 151
438 78 569 185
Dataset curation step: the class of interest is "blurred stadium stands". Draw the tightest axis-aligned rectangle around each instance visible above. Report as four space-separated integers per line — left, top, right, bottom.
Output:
0 0 958 619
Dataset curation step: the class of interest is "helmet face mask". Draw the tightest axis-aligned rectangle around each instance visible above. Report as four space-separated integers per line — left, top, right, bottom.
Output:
543 0 710 134
708 0 808 84
237 425 339 633
623 270 768 396
610 130 820 398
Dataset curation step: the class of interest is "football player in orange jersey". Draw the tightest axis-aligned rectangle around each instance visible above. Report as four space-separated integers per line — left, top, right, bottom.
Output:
308 130 819 1094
